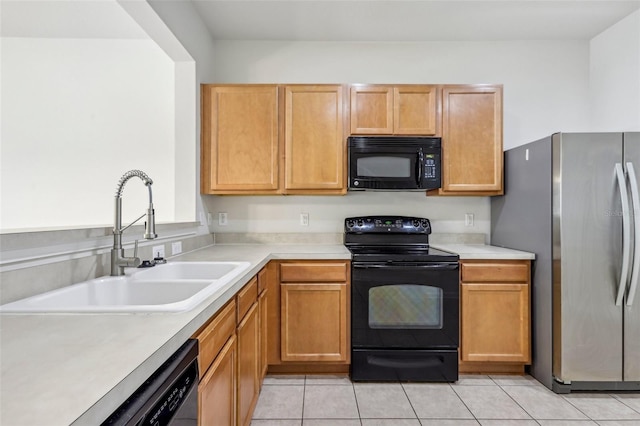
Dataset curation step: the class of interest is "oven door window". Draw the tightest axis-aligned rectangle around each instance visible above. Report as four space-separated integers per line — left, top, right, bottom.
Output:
369 285 443 329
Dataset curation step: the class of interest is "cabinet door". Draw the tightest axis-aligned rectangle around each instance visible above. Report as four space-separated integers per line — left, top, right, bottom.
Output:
394 85 439 135
284 85 346 193
237 303 259 426
461 283 530 363
439 85 503 194
259 288 268 381
350 85 394 134
201 85 279 194
280 283 348 362
199 335 237 426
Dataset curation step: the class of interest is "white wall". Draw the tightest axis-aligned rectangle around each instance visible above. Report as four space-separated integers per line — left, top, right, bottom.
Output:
205 193 490 237
212 40 591 149
203 40 591 237
146 0 217 234
589 9 640 131
1 37 175 231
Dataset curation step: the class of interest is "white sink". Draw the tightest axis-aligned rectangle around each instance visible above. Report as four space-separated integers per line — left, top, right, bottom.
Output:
0 261 251 313
133 261 247 281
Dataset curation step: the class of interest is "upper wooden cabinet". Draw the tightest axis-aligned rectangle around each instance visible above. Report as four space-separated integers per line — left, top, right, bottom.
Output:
433 84 503 195
201 84 347 195
350 84 439 135
201 85 279 194
284 85 346 194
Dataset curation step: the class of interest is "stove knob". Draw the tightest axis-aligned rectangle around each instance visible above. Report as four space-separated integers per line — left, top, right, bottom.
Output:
412 220 420 227
346 219 355 229
357 219 364 227
420 219 430 229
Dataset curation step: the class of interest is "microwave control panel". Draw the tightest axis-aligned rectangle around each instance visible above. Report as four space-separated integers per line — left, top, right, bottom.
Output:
424 155 437 179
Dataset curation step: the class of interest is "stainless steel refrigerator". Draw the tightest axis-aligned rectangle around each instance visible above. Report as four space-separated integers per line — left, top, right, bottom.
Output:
491 132 640 393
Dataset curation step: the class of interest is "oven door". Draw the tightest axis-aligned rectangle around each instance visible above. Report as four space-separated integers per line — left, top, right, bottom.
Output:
351 261 459 350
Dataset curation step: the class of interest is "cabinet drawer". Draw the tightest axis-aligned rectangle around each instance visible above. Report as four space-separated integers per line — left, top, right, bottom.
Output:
461 261 529 283
195 299 236 379
280 262 348 283
258 267 268 294
237 276 258 321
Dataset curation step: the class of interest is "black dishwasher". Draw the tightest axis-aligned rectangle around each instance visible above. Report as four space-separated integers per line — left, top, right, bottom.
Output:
101 339 198 426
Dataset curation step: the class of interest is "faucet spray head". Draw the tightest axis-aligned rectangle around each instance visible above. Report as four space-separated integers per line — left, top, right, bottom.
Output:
144 184 157 240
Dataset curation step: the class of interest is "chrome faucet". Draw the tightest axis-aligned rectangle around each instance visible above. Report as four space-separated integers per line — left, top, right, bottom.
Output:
111 170 157 276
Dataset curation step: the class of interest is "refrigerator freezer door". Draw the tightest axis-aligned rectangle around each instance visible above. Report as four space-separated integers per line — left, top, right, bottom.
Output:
553 133 624 383
623 132 640 381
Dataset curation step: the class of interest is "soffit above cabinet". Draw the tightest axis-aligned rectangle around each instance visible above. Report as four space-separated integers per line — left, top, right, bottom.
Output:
191 1 640 42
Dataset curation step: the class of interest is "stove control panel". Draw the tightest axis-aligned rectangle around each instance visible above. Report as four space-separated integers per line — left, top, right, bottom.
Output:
345 216 431 234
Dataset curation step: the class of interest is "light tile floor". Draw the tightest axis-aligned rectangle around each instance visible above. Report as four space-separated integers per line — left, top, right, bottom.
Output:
251 374 640 426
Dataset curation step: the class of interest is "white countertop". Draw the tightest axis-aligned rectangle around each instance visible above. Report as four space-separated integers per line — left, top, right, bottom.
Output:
433 243 535 260
0 242 533 426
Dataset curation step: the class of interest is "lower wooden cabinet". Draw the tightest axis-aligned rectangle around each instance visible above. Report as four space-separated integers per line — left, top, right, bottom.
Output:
461 282 529 363
259 288 268 381
459 260 531 372
199 335 237 426
237 302 260 426
194 267 268 426
280 282 348 362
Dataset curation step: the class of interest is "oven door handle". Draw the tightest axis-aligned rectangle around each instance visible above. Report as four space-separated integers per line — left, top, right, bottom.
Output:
353 262 459 270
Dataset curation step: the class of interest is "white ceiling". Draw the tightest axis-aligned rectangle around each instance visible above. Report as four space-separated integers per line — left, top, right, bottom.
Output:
0 0 149 39
191 0 640 41
1 0 638 41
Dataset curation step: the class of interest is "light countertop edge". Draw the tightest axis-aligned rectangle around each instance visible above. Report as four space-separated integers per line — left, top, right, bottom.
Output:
433 243 536 260
0 242 533 426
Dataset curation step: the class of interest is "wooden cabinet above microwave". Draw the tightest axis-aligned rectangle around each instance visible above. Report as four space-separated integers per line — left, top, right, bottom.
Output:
350 84 440 136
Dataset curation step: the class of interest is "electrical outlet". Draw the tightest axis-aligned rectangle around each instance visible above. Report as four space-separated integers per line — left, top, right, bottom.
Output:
171 241 182 255
152 245 165 259
218 212 228 226
300 212 309 226
465 213 474 227
207 213 213 225
199 212 206 226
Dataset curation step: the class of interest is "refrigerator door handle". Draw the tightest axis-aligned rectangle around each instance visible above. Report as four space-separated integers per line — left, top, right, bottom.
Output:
616 163 632 306
625 162 640 306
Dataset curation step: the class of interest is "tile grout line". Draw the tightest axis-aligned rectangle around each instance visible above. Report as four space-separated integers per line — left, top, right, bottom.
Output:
300 375 306 425
560 392 605 422
448 381 481 424
399 381 422 422
350 381 364 426
497 383 544 422
610 392 640 416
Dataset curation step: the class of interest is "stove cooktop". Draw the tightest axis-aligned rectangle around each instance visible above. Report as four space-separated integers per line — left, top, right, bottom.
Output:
347 245 459 263
344 216 459 263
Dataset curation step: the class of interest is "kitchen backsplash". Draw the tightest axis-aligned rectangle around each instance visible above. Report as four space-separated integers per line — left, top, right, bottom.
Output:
0 224 213 305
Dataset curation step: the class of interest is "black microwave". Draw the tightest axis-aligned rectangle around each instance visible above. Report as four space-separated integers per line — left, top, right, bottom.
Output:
348 136 442 191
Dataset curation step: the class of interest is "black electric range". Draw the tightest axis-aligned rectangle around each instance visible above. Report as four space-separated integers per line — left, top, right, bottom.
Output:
345 215 460 382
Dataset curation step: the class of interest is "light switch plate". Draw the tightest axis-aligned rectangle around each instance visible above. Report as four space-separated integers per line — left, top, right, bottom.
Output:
171 241 182 255
465 213 474 227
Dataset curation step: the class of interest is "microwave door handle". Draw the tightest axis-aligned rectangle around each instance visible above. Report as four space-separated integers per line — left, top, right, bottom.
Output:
416 149 424 187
